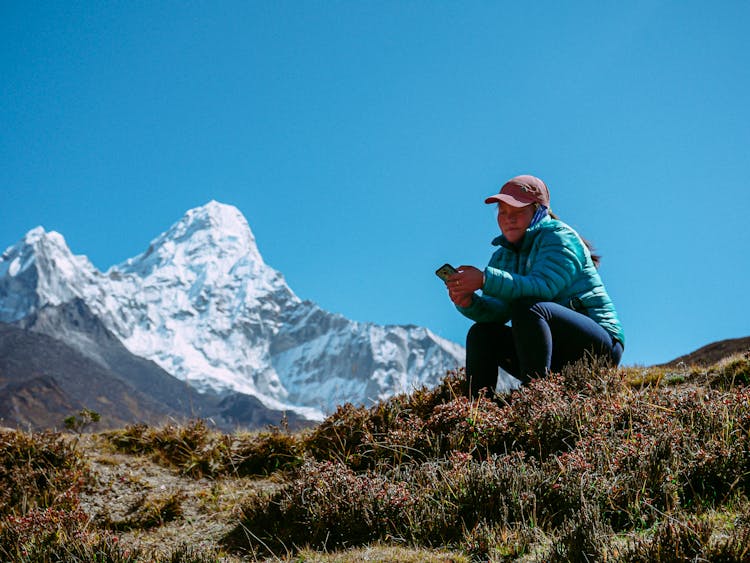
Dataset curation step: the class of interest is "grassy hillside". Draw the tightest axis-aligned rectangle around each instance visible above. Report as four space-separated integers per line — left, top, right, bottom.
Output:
1 353 749 562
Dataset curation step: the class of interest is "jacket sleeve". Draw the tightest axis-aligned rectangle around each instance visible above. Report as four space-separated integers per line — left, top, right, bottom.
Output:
482 227 585 301
455 294 511 324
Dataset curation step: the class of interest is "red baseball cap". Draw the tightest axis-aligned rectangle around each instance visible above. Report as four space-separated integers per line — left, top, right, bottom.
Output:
485 175 550 207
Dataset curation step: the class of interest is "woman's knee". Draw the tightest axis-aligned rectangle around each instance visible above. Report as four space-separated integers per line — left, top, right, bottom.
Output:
509 299 548 325
467 322 497 344
466 322 510 357
466 323 497 348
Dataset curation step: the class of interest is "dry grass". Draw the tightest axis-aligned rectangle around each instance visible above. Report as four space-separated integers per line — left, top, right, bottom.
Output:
1 353 750 561
291 544 471 562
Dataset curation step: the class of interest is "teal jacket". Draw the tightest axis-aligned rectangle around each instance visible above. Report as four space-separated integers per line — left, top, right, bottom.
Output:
457 216 625 346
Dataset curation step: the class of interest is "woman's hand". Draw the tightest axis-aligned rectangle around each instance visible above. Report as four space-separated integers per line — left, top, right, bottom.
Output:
446 265 484 308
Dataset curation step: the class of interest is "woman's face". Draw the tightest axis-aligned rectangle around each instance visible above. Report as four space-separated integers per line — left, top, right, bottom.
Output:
497 202 535 244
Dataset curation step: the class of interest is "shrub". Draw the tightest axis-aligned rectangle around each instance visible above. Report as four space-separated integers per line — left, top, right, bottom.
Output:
493 374 593 460
224 452 547 556
0 504 223 562
679 387 750 507
0 504 139 562
107 420 305 478
303 403 374 469
427 395 507 457
303 369 473 470
64 408 102 434
224 460 382 554
0 429 87 517
148 420 229 478
230 428 304 476
103 490 185 532
543 500 614 563
708 354 750 389
620 516 713 562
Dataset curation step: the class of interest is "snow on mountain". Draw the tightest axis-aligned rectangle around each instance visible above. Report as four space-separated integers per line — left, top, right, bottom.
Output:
0 201 466 421
0 227 102 321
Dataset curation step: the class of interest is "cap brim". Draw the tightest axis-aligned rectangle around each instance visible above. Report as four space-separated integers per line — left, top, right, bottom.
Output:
484 194 534 207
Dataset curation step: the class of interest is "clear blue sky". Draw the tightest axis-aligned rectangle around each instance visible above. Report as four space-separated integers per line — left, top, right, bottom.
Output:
2 2 748 366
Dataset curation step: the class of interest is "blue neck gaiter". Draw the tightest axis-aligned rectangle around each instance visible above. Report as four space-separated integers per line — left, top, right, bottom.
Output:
528 205 549 229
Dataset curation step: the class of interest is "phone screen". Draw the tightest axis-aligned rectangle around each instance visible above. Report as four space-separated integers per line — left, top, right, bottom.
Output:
435 264 457 281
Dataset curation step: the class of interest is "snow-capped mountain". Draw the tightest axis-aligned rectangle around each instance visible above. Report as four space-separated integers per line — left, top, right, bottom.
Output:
0 201 465 421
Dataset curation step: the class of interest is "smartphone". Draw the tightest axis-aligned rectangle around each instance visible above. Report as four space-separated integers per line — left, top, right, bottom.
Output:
435 263 458 282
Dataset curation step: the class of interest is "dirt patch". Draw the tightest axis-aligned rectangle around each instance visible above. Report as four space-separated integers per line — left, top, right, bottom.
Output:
76 434 279 560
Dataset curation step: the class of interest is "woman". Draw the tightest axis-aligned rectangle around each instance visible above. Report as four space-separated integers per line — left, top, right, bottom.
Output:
446 174 624 397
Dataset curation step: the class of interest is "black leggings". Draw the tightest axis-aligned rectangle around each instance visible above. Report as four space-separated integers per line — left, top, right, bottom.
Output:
465 299 623 397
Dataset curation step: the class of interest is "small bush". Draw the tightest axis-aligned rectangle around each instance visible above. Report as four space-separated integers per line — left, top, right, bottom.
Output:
0 504 139 562
225 452 547 555
107 419 304 478
708 354 750 389
544 501 614 563
0 504 223 562
427 395 506 457
149 420 228 478
303 403 374 468
103 490 184 531
679 388 750 507
302 369 475 469
0 429 87 517
621 516 713 562
64 408 102 434
230 428 304 476
494 374 591 460
225 460 382 553
463 520 537 562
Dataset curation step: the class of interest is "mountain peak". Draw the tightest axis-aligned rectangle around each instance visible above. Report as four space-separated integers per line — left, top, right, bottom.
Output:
22 225 47 243
116 201 264 276
0 226 99 322
15 226 69 255
185 200 250 235
172 200 255 248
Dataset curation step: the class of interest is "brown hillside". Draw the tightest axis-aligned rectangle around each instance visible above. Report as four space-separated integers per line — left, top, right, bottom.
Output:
660 336 750 367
